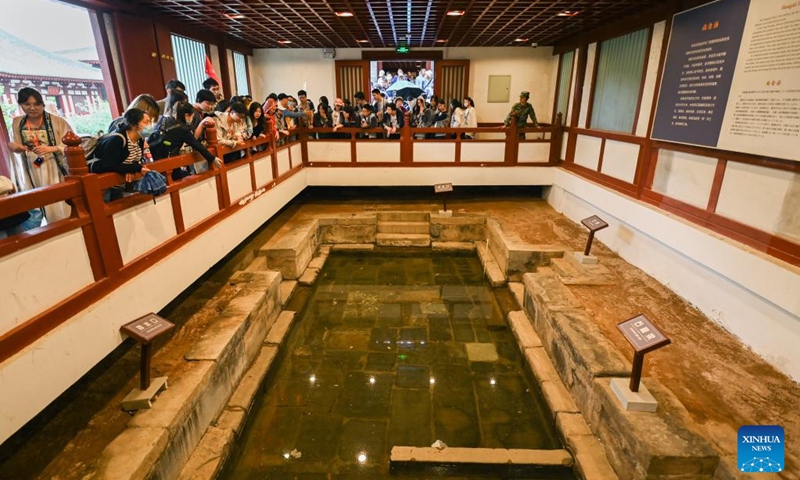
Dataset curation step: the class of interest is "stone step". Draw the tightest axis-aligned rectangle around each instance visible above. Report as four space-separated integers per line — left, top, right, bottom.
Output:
376 233 431 247
377 221 430 234
377 211 430 222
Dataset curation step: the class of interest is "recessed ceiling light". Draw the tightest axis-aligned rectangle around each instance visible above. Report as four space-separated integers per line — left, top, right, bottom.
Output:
356 39 369 43
557 10 580 17
278 40 293 44
435 39 448 42
336 11 354 17
224 13 245 19
514 38 529 42
446 10 465 16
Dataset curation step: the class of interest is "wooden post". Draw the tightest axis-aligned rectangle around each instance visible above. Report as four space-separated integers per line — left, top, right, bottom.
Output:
205 124 229 208
549 112 563 164
401 111 412 163
629 351 644 392
504 112 518 164
62 131 88 175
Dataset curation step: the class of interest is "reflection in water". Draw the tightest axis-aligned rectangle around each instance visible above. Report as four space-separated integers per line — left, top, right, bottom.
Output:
222 251 561 479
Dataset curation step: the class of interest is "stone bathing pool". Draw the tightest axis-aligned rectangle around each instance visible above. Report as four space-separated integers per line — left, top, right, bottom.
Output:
221 250 574 479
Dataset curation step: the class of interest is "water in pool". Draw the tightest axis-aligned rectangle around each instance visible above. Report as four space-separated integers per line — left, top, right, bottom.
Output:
222 251 563 479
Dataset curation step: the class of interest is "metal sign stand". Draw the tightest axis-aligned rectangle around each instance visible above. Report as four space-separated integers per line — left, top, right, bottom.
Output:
575 215 608 264
434 183 453 217
611 314 671 412
119 313 175 411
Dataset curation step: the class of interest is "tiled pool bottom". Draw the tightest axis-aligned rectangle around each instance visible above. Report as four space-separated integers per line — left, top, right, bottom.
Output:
223 251 563 479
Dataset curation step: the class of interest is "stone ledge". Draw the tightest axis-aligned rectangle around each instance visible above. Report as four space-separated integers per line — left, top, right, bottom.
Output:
177 427 233 480
569 435 619 480
86 270 283 480
298 266 320 285
508 310 542 349
508 281 525 309
475 240 506 286
540 380 581 418
280 280 297 306
431 241 476 252
331 243 375 251
265 311 296 345
524 347 561 383
390 446 572 466
589 377 718 479
261 218 320 279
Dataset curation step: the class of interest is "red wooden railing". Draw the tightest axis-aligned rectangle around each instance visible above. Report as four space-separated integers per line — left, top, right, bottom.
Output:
0 116 562 363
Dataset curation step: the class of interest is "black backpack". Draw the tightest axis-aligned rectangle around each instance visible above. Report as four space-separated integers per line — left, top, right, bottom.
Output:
147 116 184 160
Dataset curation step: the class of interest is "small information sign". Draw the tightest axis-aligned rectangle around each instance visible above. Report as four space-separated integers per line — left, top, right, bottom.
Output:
580 215 608 257
581 215 608 232
434 183 453 193
121 313 175 344
616 314 671 392
617 314 670 354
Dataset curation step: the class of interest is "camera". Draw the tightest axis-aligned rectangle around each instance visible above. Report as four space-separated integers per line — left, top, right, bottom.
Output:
33 157 44 167
531 42 539 48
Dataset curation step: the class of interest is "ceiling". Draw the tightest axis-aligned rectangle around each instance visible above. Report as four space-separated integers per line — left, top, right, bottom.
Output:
131 0 664 49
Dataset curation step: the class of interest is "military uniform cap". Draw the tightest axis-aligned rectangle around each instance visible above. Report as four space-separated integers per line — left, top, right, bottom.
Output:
520 91 530 99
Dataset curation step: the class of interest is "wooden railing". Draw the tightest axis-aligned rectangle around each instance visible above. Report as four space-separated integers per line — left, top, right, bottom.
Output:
0 115 563 364
561 125 800 266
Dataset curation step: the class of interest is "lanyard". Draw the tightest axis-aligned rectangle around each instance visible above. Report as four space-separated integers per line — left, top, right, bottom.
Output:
26 118 43 148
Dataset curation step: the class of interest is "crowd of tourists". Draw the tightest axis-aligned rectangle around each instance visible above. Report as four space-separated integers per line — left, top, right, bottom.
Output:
1 78 539 237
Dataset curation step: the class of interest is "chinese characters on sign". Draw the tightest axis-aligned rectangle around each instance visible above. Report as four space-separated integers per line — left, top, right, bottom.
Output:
434 183 454 193
617 314 670 352
121 313 175 344
581 215 609 232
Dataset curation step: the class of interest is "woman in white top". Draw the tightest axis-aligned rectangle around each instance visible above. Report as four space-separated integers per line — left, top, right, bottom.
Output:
462 96 477 139
7 88 74 224
449 99 465 140
214 102 249 163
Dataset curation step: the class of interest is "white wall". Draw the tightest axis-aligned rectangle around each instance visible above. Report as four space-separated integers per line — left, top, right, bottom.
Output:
0 172 308 446
547 169 800 381
250 47 558 124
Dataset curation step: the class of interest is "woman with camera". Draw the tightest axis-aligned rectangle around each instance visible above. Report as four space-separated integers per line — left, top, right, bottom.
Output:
7 88 74 226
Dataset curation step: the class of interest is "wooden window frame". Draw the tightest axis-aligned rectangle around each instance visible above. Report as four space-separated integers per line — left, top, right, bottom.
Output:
551 50 576 124
232 50 252 97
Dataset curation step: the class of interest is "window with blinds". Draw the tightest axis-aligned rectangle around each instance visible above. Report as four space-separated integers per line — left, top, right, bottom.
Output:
590 28 649 133
233 51 249 96
554 50 575 123
171 34 207 99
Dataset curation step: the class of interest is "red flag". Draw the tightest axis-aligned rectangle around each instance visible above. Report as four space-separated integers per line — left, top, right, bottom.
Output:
204 56 220 83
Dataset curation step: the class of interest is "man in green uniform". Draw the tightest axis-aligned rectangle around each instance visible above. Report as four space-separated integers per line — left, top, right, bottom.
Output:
504 91 538 139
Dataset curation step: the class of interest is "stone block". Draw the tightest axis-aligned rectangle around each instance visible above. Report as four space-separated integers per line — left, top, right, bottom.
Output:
265 311 296 345
376 233 430 247
506 245 565 281
540 380 580 418
89 427 169 480
475 240 506 286
568 435 619 480
307 254 327 270
377 211 430 222
545 309 632 416
280 280 297 306
261 218 320 279
177 427 234 480
524 347 561 383
215 409 246 436
589 378 719 480
389 446 571 466
555 412 593 440
508 282 525 309
430 215 486 242
321 223 376 244
551 254 615 285
377 221 430 234
298 267 320 285
331 243 375 251
227 345 278 410
431 241 476 252
508 310 542 349
243 255 267 272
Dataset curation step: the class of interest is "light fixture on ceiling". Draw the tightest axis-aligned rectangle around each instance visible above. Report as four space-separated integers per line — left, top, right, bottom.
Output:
557 10 580 17
514 38 529 42
356 39 369 43
278 40 293 44
336 11 354 17
446 10 465 16
224 13 245 19
435 39 448 43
